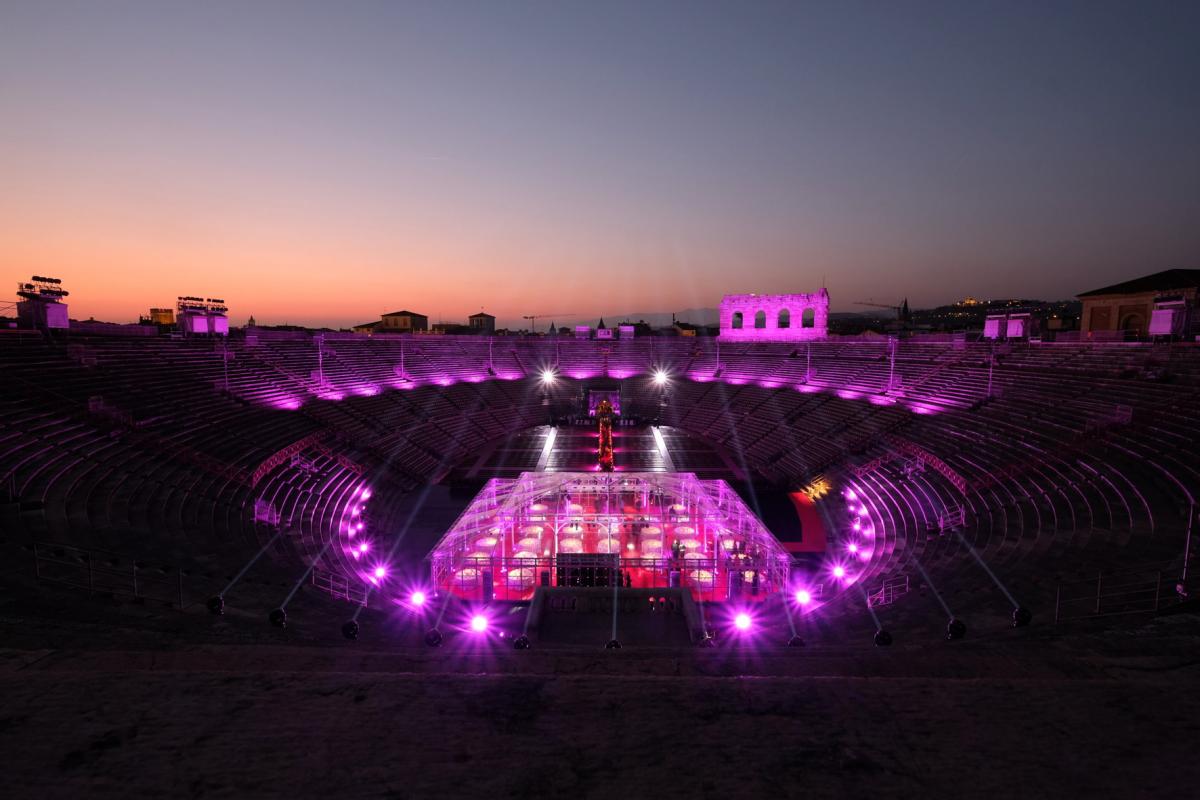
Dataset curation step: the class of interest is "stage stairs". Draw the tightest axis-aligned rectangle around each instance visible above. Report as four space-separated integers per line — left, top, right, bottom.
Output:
527 587 701 646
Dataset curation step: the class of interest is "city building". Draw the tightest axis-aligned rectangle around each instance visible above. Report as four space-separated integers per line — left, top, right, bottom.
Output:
468 312 496 334
1078 269 1200 339
380 310 428 333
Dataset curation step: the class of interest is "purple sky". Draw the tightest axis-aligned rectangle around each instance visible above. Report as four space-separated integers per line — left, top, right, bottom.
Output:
1 0 1197 329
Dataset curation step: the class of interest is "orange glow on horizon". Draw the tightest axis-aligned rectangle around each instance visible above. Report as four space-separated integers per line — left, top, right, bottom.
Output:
0 183 751 328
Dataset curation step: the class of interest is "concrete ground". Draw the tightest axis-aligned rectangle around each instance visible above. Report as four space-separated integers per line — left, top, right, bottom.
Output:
2 570 1199 799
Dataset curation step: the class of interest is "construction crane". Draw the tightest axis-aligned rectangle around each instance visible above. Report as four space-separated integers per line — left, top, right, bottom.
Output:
522 313 576 333
855 299 910 322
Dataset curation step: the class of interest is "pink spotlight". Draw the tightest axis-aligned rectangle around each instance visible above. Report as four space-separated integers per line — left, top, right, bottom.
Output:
469 614 488 633
858 505 868 516
358 542 370 554
848 543 859 554
833 565 846 579
361 488 372 500
845 489 856 501
795 589 812 605
410 590 427 607
373 566 387 579
734 612 752 631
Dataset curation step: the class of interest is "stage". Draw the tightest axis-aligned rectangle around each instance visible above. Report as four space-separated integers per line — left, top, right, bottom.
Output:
426 472 794 603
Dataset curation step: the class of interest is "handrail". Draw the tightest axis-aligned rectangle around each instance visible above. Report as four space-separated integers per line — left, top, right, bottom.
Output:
867 574 910 607
33 541 191 610
311 567 369 606
1054 566 1196 623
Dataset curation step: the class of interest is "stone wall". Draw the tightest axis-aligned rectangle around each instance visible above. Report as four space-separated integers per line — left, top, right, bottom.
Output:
719 290 829 341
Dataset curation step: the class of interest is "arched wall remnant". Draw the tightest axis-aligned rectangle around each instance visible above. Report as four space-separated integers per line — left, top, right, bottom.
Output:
719 290 829 341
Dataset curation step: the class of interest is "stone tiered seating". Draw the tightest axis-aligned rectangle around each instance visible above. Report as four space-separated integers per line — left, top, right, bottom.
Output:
3 332 1197 627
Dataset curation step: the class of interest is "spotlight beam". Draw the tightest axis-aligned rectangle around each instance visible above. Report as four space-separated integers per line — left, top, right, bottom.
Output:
357 480 443 623
951 530 1020 608
535 426 557 472
520 597 536 638
693 583 710 640
351 403 498 625
278 538 336 611
909 556 954 619
855 580 883 631
222 529 285 597
781 591 799 639
610 556 621 644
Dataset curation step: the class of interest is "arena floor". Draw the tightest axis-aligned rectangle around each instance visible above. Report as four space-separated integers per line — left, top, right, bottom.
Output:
3 569 1198 799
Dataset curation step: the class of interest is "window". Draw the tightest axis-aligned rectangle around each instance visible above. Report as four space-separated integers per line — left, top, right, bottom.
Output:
1120 313 1144 333
731 311 743 329
801 308 815 328
754 310 766 329
778 309 790 329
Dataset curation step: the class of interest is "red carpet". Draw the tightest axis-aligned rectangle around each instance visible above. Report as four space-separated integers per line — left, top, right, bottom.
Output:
785 492 828 553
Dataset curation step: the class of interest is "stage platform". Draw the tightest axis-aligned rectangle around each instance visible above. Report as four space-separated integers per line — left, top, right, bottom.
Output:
427 471 793 603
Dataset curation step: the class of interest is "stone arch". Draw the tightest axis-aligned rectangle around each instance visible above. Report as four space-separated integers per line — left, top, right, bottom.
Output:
801 307 816 328
1120 313 1144 334
754 310 767 329
731 311 743 329
778 308 791 329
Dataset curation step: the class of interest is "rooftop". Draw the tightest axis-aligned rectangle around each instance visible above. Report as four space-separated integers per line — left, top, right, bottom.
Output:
1078 269 1200 298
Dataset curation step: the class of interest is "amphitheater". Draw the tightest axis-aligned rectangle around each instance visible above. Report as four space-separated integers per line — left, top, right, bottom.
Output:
3 327 1200 797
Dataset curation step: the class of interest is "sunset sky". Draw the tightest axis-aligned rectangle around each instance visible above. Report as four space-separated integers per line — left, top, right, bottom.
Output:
2 1 1197 329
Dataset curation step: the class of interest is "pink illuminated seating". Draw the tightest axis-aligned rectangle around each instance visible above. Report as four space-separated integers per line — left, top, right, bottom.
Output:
2 331 1198 629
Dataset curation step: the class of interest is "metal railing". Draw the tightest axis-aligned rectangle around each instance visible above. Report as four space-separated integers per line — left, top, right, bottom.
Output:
34 541 190 610
867 575 910 608
937 506 966 533
311 567 370 606
1054 567 1195 623
430 553 792 603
